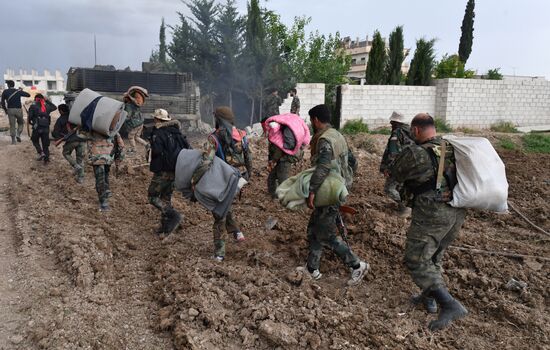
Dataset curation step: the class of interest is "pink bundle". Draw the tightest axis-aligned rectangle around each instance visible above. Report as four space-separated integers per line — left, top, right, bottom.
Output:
265 113 311 155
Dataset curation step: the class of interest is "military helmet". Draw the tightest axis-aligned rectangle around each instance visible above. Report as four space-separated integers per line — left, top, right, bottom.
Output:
152 108 171 121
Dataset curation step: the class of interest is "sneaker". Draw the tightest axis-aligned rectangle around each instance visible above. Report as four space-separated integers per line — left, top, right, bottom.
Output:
43 157 50 164
212 255 225 262
296 265 322 281
99 202 110 212
36 153 45 161
233 231 245 242
347 261 369 286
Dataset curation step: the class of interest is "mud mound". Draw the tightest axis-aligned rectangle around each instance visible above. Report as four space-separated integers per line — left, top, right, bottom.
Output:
2 133 548 349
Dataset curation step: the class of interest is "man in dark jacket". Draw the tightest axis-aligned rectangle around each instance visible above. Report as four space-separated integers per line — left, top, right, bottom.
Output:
1 80 31 144
28 94 56 163
148 109 190 237
52 104 86 183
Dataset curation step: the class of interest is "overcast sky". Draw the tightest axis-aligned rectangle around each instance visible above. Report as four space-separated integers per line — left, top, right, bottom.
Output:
1 0 549 84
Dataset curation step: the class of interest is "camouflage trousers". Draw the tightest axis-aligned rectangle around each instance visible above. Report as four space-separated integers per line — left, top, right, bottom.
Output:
307 205 360 271
404 196 466 291
93 165 111 203
148 171 175 212
7 108 24 138
212 209 240 257
267 160 291 198
63 141 85 176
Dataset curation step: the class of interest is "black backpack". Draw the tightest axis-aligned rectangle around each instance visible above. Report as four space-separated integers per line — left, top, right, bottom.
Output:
163 131 191 171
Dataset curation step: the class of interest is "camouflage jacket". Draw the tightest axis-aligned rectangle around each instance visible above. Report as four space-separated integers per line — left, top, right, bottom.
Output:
310 127 357 194
290 96 300 115
123 102 143 129
390 137 457 203
380 125 414 173
263 94 282 121
86 132 125 166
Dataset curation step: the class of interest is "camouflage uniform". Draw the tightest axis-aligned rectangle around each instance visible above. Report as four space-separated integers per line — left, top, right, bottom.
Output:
267 142 299 198
87 132 125 205
307 127 360 271
290 95 300 115
192 117 251 258
391 137 464 292
380 124 414 204
263 93 282 121
63 140 85 178
124 102 148 151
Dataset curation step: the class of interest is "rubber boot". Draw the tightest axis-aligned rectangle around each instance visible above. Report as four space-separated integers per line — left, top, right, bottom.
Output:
411 292 438 314
428 288 468 331
163 208 182 234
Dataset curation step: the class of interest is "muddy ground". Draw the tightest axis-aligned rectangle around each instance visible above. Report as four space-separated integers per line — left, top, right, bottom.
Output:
0 118 548 349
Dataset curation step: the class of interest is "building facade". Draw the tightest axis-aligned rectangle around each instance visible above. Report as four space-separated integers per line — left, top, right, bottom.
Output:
342 36 410 81
4 69 65 91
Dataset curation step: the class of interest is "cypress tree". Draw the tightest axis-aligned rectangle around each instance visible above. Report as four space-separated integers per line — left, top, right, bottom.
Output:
159 18 167 65
458 0 475 63
384 26 405 85
365 31 386 85
406 38 436 86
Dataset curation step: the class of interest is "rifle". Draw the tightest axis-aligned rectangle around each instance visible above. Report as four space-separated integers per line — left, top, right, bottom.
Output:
337 205 358 247
54 126 80 147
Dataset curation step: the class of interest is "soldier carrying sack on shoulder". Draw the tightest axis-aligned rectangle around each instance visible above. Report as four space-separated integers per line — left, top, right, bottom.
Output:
390 113 468 331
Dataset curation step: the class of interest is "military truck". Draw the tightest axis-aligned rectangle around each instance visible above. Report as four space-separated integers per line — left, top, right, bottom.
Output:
65 65 201 133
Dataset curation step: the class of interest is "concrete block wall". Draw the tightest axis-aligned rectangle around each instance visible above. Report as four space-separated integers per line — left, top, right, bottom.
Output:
340 84 436 128
280 83 325 119
340 78 550 129
439 78 550 128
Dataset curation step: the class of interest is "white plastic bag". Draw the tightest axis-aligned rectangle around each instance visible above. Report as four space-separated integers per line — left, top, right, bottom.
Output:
444 136 509 213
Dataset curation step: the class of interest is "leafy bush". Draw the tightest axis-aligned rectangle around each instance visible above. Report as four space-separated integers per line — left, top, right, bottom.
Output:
523 133 550 153
341 119 369 135
485 68 503 80
498 137 517 150
434 117 453 133
370 127 391 135
434 54 475 79
490 121 518 133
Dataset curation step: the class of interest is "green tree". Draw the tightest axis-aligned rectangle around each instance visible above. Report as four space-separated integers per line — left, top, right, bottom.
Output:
365 31 386 85
168 14 195 73
406 38 436 86
384 26 406 85
159 18 167 65
434 54 475 78
215 0 245 107
485 68 503 80
458 0 475 63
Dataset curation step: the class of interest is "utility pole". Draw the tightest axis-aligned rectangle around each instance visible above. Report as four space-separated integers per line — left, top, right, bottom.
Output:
94 35 97 66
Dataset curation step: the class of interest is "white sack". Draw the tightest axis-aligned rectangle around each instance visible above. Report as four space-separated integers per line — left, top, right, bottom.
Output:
444 135 508 213
69 88 127 136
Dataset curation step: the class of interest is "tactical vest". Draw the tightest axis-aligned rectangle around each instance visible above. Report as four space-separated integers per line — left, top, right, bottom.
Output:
211 128 249 168
313 128 354 188
411 140 458 202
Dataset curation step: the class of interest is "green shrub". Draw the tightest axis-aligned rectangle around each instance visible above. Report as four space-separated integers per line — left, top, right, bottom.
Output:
341 119 369 135
434 117 453 133
485 68 503 80
370 127 391 135
490 121 518 133
523 133 550 153
456 127 478 134
498 137 517 150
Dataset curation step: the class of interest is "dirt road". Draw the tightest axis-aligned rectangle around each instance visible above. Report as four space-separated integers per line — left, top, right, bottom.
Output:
0 128 548 349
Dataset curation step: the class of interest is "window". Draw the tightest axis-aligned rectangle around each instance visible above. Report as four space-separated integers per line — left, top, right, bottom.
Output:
361 57 366 62
23 80 33 87
352 59 357 64
47 81 57 90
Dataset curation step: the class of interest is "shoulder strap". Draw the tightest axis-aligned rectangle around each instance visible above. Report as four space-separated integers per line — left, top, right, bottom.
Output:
7 89 20 103
435 141 447 191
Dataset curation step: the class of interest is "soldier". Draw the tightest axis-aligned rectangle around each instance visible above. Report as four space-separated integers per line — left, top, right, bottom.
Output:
289 88 300 115
122 86 149 156
87 131 125 211
380 111 415 216
1 80 30 144
148 109 190 237
262 88 282 122
28 94 57 163
52 104 86 183
391 113 468 331
303 104 368 286
192 106 251 261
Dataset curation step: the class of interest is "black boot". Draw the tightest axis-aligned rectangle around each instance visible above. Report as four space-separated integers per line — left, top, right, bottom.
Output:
428 288 468 331
155 213 169 236
163 208 182 234
411 291 438 314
